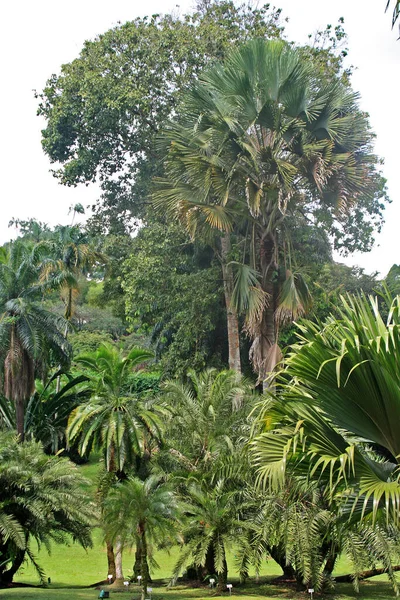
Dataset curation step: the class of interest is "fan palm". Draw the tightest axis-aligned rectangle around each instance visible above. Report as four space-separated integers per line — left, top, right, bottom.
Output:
252 293 400 524
0 431 94 585
155 39 383 386
103 475 180 595
0 241 71 439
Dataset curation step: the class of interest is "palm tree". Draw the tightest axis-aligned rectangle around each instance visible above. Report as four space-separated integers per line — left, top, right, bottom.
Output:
252 293 400 524
0 241 71 439
0 431 94 586
40 224 105 323
164 369 251 475
67 343 165 582
174 479 243 592
103 476 180 597
155 39 383 387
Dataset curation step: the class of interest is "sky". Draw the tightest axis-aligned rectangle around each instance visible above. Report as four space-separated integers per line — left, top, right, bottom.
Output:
0 0 398 274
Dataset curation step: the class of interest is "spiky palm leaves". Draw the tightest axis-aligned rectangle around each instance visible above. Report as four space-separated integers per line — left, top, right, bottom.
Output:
155 39 382 384
174 480 244 590
163 369 251 477
252 294 400 525
0 241 71 438
0 432 94 585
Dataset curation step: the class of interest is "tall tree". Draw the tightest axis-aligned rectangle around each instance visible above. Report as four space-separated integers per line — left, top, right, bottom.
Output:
36 2 284 232
0 242 71 439
155 39 387 386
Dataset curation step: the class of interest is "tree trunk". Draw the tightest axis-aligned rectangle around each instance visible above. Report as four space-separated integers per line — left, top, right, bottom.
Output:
4 326 35 442
1 549 26 585
217 555 228 593
335 565 400 582
140 527 150 600
220 234 241 373
110 539 124 588
249 233 279 389
106 541 116 580
197 544 216 581
268 545 296 581
133 537 151 582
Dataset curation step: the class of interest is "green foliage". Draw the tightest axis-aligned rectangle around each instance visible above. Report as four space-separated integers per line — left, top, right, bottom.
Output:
123 222 226 376
67 344 164 473
37 2 284 231
0 241 71 436
0 432 94 585
252 294 400 525
69 330 113 356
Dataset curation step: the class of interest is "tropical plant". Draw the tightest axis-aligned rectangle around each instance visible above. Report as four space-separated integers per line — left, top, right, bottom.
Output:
163 368 251 477
0 241 71 438
103 475 180 595
40 225 104 323
155 39 387 387
174 479 244 591
67 344 163 473
67 343 165 581
0 372 90 454
0 432 94 586
252 293 400 525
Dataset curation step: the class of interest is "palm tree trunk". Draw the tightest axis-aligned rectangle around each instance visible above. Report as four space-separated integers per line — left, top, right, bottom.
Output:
1 549 26 585
140 526 150 600
258 233 278 391
220 233 241 373
5 325 35 442
106 541 116 580
216 554 228 593
111 538 124 587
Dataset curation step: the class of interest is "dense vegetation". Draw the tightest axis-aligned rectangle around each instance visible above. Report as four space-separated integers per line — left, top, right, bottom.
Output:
1 1 399 598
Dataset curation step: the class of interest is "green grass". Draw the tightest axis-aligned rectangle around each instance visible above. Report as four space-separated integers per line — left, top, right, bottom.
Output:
3 580 400 600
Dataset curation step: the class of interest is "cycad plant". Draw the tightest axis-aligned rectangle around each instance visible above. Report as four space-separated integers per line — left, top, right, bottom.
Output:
0 241 71 439
163 368 251 475
174 479 244 592
155 39 385 386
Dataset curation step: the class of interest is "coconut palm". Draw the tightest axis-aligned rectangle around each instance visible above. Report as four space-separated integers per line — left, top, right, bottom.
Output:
0 431 94 586
103 475 180 596
155 39 383 386
0 241 71 439
252 293 400 524
67 343 165 581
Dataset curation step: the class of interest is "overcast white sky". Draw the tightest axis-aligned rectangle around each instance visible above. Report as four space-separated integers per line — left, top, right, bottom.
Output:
0 0 398 274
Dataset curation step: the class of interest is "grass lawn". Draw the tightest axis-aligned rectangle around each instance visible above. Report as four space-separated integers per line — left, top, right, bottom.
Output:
7 457 399 599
